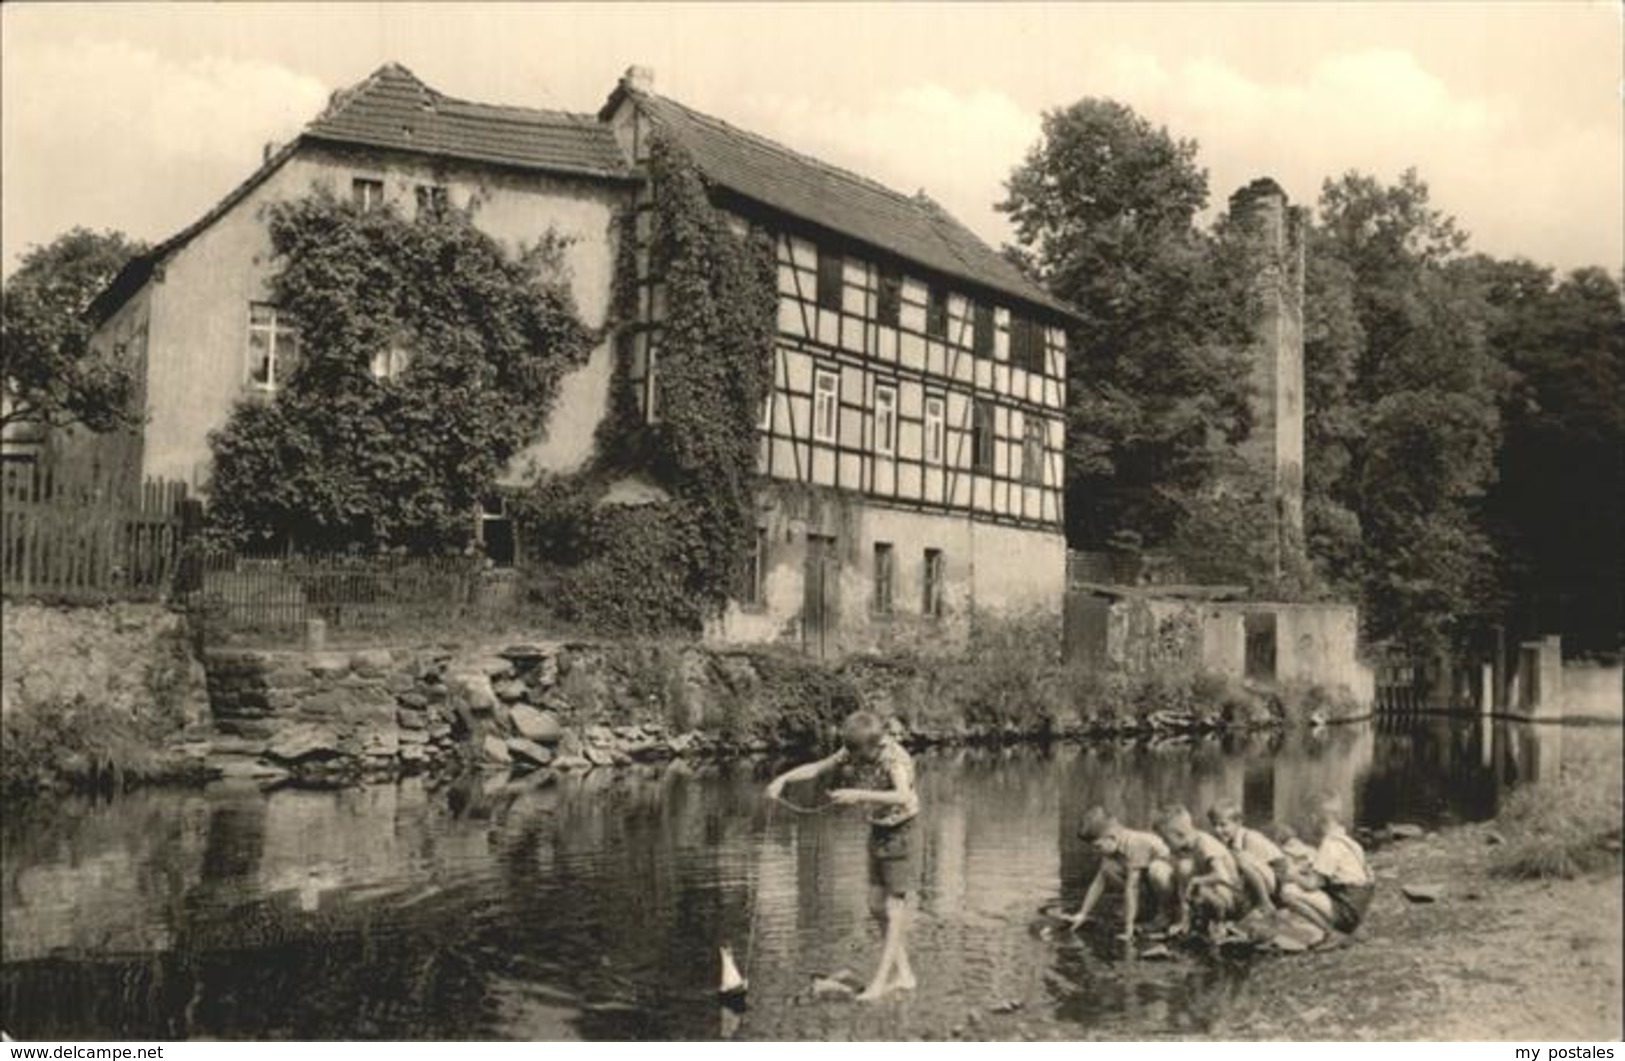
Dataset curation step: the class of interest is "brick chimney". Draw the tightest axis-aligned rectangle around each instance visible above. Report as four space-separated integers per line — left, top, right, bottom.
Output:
1228 177 1306 576
620 65 655 95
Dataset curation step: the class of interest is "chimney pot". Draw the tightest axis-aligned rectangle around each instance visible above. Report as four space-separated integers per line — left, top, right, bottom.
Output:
263 140 279 164
622 65 655 94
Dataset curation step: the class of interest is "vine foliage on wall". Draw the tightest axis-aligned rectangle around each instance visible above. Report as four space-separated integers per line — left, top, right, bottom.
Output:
207 189 593 552
515 132 778 635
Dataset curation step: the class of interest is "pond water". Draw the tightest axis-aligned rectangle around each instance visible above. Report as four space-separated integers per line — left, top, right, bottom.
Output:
2 718 1615 1041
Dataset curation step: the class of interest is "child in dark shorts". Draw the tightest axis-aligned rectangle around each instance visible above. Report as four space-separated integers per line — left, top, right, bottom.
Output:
766 710 919 1001
1279 794 1375 934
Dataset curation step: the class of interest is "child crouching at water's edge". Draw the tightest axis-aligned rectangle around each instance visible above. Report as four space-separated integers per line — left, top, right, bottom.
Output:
1279 794 1375 934
1209 799 1289 911
1066 806 1176 940
764 710 919 1001
1157 804 1247 935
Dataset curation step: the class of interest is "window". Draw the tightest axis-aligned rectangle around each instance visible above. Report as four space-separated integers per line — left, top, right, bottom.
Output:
352 177 384 212
415 184 449 219
923 548 945 618
925 284 949 338
246 302 299 392
816 249 844 311
872 542 894 615
873 384 897 456
1022 418 1045 485
973 303 994 358
923 395 945 464
370 342 411 381
1010 316 1045 374
478 494 515 567
741 526 768 606
971 400 995 473
813 368 839 442
758 391 773 431
877 268 902 327
645 348 660 424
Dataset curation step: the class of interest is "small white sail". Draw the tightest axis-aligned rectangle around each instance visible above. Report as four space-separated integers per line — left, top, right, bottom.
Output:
718 945 748 995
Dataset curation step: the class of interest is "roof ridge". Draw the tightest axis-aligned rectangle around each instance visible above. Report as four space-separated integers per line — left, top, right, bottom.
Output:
430 93 602 127
647 92 925 209
312 61 430 128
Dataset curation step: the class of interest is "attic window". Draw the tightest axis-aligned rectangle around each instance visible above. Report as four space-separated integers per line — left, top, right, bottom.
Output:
972 303 994 358
926 285 949 339
816 249 843 312
876 268 902 328
352 178 384 212
1010 317 1045 375
415 184 448 219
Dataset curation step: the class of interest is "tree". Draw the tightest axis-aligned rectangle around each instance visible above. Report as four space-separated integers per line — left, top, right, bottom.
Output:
1000 98 1257 549
206 192 593 552
1300 227 1365 589
1477 260 1624 655
1 228 147 433
1311 170 1505 654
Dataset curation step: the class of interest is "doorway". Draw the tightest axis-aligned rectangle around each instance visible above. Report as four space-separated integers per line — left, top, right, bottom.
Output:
803 533 839 658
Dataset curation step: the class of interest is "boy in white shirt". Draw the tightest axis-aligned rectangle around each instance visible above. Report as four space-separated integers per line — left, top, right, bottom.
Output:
1279 794 1375 934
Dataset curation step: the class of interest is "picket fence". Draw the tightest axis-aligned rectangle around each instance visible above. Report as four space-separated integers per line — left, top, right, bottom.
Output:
0 457 190 602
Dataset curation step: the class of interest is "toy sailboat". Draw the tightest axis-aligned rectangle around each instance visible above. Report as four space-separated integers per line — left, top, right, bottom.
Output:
718 946 748 999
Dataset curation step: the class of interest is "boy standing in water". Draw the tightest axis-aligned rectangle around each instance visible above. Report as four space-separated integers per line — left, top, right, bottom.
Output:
765 711 919 1001
1066 807 1177 940
1279 794 1375 935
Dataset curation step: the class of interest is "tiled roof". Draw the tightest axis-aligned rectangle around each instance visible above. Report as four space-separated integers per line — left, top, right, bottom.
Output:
90 63 1074 326
305 64 630 179
630 93 1075 319
89 64 630 324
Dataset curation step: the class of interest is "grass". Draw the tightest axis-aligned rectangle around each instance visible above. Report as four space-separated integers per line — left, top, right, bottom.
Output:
1 619 204 797
1492 739 1624 880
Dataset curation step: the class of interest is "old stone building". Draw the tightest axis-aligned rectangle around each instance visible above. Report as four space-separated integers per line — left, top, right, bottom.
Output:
84 63 1076 653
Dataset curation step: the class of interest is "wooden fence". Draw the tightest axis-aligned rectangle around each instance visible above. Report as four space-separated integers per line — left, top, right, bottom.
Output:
1 457 190 602
182 549 519 635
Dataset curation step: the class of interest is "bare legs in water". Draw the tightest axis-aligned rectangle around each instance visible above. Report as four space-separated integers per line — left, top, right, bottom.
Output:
857 886 916 1001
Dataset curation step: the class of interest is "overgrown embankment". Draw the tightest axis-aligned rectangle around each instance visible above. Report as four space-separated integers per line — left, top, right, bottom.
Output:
4 606 1366 797
1 600 211 795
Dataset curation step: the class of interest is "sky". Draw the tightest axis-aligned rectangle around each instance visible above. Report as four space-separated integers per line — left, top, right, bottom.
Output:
3 2 1621 279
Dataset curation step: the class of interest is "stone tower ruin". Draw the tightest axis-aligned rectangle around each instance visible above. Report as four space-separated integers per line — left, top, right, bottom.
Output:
1228 177 1306 575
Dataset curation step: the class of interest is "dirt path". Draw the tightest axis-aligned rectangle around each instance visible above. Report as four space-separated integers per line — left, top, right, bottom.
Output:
1213 822 1623 1040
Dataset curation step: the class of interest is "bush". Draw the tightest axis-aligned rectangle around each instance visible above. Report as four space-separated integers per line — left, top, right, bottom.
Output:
1492 742 1624 880
0 694 197 796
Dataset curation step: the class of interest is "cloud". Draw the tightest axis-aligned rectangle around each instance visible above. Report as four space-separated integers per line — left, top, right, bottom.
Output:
2 41 328 271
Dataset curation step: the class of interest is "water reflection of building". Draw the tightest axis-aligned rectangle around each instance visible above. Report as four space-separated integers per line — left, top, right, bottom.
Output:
1269 724 1374 831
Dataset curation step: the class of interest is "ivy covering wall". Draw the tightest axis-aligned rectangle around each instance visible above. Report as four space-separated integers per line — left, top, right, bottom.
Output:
515 132 778 635
208 190 593 552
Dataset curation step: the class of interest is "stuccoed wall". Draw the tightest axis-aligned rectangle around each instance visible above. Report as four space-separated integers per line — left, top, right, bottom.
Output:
711 482 1063 656
1067 593 1373 709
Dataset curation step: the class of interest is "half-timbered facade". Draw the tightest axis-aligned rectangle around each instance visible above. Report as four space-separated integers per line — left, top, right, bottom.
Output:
83 62 1076 653
603 70 1076 653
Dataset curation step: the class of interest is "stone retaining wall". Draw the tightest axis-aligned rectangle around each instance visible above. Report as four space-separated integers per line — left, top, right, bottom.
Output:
198 641 730 785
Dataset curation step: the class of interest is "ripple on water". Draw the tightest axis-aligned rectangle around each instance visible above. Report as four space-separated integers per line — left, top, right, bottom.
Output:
1 719 1601 1039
